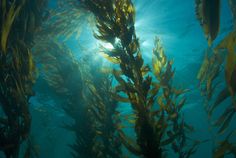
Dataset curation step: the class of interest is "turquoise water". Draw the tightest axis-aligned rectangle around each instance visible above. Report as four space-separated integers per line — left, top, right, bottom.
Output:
0 0 235 157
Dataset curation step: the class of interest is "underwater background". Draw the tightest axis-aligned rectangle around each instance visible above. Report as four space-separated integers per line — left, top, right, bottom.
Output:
0 0 236 158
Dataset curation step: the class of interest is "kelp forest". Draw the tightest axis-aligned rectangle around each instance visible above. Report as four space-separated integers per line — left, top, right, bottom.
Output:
0 0 235 158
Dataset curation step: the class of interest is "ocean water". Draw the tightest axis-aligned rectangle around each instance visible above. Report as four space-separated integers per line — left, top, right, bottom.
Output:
0 0 235 158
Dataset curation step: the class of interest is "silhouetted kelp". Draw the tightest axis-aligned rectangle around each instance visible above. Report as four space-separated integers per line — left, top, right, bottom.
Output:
33 36 122 158
195 0 221 45
198 39 236 158
79 0 197 157
4 0 235 157
23 136 40 158
228 0 236 28
197 1 236 157
83 64 122 158
0 0 47 157
38 0 94 41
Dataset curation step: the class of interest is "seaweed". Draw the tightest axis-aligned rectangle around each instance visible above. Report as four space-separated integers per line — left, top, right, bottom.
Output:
23 136 40 158
213 131 236 158
38 0 93 41
33 40 81 96
0 0 47 157
79 0 195 157
197 47 236 157
228 0 236 28
197 2 236 157
195 0 221 45
34 39 97 157
33 39 96 158
83 64 122 158
152 38 199 158
33 37 122 158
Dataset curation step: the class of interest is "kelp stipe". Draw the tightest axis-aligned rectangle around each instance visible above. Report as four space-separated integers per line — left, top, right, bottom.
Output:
79 0 162 157
0 0 47 157
79 0 195 157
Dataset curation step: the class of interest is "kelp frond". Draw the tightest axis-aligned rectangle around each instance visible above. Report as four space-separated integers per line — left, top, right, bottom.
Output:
197 47 236 136
39 0 93 41
197 2 236 156
34 36 122 157
80 0 194 157
0 0 47 157
195 0 221 45
228 0 236 28
153 38 199 158
0 0 24 53
33 39 81 96
34 39 97 158
83 65 122 158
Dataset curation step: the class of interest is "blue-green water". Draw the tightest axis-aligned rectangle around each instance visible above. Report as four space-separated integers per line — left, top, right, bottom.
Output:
0 0 235 157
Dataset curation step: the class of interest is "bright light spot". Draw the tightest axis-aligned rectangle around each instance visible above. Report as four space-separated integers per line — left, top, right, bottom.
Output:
100 42 114 50
134 19 143 28
141 40 151 47
114 37 121 45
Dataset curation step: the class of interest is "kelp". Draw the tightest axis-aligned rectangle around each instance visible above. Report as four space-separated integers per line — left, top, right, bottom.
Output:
0 0 47 157
79 0 194 157
0 0 23 53
215 31 236 103
197 48 236 157
213 131 236 158
197 49 224 101
195 0 221 45
34 39 97 158
39 0 93 41
33 1 122 156
83 64 122 158
33 39 80 95
33 5 103 156
23 137 40 158
228 0 236 28
80 0 162 156
34 38 122 158
197 2 236 157
153 38 199 158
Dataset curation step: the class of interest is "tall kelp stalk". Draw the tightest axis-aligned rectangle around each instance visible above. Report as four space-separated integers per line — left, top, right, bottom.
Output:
34 40 96 157
33 40 95 158
196 1 236 157
152 38 199 158
33 0 122 156
33 39 122 158
83 63 122 158
79 0 196 157
0 0 47 157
